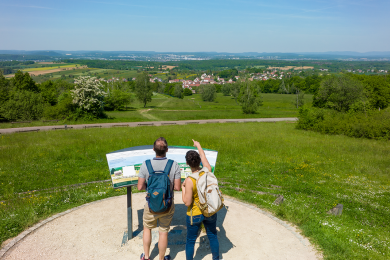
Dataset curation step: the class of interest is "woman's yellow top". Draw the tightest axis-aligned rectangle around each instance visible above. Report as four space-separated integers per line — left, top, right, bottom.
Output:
186 176 202 216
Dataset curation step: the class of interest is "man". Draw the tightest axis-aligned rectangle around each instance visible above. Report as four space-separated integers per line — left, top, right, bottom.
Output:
137 137 181 260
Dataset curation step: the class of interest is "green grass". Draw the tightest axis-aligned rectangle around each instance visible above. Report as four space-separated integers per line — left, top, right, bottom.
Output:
0 93 308 129
31 68 139 83
0 123 389 259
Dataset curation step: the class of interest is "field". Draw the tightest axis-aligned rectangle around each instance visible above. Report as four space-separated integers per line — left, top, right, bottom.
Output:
3 62 142 82
0 123 389 259
21 64 83 72
36 62 65 65
4 64 88 78
268 66 315 70
28 68 140 83
0 93 310 129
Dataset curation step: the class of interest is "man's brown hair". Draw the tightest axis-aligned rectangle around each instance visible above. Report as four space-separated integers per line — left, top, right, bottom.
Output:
154 137 168 156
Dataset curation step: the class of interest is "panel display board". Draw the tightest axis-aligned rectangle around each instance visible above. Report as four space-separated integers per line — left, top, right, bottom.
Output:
106 145 218 189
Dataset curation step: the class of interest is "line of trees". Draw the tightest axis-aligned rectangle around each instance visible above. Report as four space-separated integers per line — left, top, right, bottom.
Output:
0 70 136 122
297 74 390 139
61 59 390 73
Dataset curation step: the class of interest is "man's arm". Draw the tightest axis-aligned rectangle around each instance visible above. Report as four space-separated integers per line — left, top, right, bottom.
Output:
137 162 147 191
174 179 181 191
138 177 147 191
173 162 182 191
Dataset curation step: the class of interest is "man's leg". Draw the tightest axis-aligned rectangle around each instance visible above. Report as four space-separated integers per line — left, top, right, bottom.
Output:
157 204 175 260
158 231 168 260
143 227 152 259
143 204 157 259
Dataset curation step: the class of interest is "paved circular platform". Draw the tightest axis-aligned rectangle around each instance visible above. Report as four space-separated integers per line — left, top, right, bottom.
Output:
1 193 321 260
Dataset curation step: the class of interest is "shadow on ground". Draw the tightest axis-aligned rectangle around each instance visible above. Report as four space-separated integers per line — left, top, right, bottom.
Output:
133 204 234 259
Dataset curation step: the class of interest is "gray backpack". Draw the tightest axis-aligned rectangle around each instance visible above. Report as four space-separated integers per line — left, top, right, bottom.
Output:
189 168 224 219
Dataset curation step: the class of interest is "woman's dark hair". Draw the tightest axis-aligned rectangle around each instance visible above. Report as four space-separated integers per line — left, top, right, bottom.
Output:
185 150 201 168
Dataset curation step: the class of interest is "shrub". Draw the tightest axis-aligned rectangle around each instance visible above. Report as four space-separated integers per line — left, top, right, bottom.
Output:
43 92 76 120
104 89 132 111
297 106 390 140
71 76 107 117
0 91 47 121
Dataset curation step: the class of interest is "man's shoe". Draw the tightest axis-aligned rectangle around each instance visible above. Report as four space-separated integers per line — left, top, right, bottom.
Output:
140 253 149 260
163 255 171 260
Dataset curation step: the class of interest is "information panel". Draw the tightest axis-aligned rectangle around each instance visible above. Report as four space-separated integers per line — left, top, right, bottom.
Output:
106 145 218 189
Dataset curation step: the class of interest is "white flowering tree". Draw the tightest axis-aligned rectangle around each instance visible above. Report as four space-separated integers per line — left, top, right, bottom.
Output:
71 76 107 116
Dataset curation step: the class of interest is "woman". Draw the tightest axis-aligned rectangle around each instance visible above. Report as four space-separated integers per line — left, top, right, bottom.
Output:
182 139 221 260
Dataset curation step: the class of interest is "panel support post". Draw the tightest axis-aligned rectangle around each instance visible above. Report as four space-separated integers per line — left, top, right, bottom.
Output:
127 186 133 240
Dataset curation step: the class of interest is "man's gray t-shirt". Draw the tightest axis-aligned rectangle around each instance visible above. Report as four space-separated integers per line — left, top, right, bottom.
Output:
138 158 181 194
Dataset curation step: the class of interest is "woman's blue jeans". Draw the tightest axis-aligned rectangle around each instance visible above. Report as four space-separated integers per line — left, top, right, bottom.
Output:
185 214 219 260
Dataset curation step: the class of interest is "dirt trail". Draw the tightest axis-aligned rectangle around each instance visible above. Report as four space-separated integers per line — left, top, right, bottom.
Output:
158 99 171 108
139 109 160 121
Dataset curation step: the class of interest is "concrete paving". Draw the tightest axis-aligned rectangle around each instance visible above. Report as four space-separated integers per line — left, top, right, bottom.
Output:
1 192 321 260
0 118 297 134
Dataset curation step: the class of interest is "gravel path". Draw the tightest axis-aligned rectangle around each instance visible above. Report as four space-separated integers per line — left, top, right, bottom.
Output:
0 118 297 134
1 193 321 260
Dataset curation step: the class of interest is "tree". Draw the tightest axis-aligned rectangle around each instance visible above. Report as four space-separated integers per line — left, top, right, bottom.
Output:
350 74 390 110
290 83 297 94
135 72 153 108
294 89 305 108
202 84 216 102
222 84 230 96
152 81 160 92
0 70 10 106
71 76 107 116
173 84 184 99
11 70 38 92
239 81 262 114
230 83 241 104
215 84 222 93
183 88 193 96
313 75 366 112
278 80 288 94
0 70 11 121
39 80 58 105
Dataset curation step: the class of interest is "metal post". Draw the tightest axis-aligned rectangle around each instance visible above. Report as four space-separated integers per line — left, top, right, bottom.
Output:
127 186 133 240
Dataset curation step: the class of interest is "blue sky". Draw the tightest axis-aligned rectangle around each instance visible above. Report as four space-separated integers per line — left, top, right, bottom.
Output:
0 0 389 52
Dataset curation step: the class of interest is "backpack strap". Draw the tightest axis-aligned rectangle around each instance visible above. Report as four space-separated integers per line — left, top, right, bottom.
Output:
145 159 154 175
162 159 174 176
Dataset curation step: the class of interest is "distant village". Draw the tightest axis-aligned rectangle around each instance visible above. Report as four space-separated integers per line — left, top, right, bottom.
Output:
96 68 388 91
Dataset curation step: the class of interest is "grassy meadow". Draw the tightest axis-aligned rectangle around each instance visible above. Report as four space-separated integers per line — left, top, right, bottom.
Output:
21 64 81 72
0 93 309 129
0 122 389 259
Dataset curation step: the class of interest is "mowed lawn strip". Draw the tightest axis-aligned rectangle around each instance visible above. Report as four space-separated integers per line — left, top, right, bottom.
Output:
0 123 389 259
